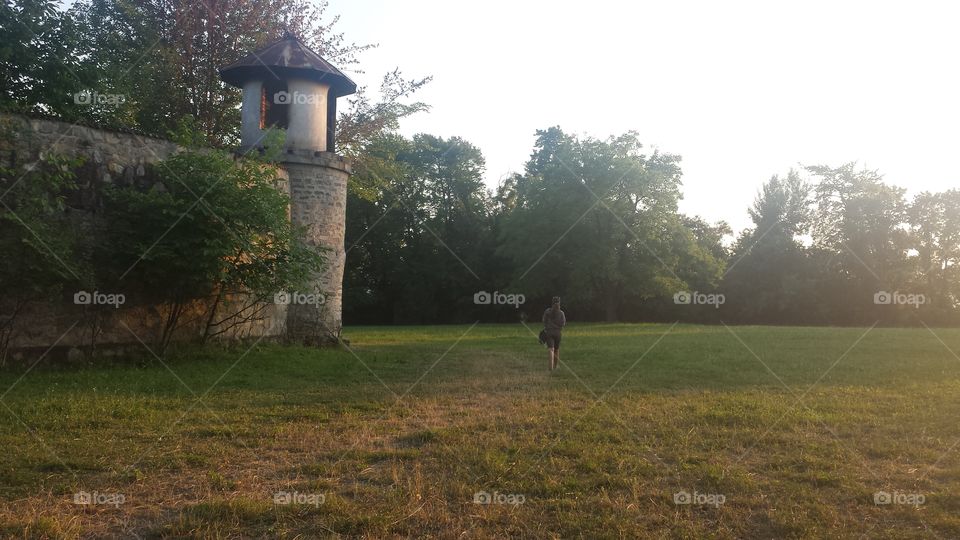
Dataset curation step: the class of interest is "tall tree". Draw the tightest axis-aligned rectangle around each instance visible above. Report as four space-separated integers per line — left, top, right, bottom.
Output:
808 163 912 323
722 171 822 323
909 190 960 323
497 127 723 321
344 134 497 324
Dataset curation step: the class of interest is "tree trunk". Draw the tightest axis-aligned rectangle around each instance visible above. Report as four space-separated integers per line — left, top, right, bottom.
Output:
604 294 618 322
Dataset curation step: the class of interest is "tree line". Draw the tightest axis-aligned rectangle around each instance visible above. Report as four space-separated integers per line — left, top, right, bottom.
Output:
345 130 960 327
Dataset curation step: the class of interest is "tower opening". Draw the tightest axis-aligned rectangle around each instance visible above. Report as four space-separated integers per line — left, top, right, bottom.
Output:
260 80 290 129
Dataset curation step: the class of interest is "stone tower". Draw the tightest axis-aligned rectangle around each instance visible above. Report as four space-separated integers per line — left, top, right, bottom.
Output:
220 33 356 345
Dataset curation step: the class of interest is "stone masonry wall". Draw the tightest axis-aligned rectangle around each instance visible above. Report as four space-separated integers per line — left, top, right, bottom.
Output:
2 114 180 183
0 114 292 357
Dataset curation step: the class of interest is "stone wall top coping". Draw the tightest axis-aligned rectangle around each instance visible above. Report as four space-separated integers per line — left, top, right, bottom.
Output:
2 112 180 146
274 148 352 173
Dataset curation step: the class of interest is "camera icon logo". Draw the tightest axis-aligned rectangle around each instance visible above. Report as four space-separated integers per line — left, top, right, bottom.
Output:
73 91 92 105
273 292 291 305
673 490 692 504
473 491 491 504
874 291 892 305
74 291 93 305
874 491 892 505
473 291 492 305
73 490 92 505
673 291 692 305
274 90 291 104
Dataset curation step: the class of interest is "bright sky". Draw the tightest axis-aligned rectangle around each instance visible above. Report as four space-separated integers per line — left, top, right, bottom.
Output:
331 0 960 233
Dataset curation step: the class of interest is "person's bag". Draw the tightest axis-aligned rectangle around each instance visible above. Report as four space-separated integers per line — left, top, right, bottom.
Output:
538 329 547 346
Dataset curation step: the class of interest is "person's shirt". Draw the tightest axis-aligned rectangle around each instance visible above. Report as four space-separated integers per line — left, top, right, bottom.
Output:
543 308 566 332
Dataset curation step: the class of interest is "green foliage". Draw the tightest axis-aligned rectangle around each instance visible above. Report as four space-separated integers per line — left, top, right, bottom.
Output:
0 148 86 360
807 164 914 323
338 70 432 162
96 149 323 350
345 129 960 327
723 172 823 324
809 163 911 285
250 128 288 164
719 164 960 326
0 153 85 293
496 127 724 321
166 116 209 148
907 190 960 319
345 133 496 324
345 128 733 325
0 0 97 118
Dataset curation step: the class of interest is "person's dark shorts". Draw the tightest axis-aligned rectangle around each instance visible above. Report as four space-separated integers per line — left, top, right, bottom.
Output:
545 331 561 350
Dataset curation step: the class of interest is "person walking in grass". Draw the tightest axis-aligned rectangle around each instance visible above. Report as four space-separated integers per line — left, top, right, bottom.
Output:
543 296 566 371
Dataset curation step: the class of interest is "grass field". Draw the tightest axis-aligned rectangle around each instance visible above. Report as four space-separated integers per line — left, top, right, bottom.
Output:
3 323 960 538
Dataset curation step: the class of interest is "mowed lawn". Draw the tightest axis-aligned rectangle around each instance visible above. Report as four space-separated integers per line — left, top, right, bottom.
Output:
3 323 960 538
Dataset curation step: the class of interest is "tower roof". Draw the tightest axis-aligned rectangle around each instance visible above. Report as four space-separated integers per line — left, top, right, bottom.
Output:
219 32 357 97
